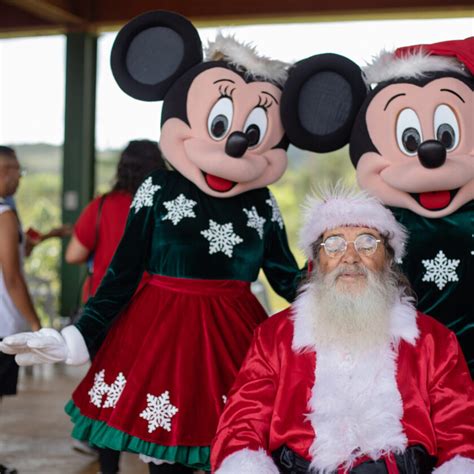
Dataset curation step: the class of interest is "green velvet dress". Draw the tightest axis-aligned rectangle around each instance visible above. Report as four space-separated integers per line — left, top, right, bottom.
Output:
66 169 303 469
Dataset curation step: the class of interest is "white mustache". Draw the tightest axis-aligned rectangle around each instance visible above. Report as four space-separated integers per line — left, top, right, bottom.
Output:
331 264 368 279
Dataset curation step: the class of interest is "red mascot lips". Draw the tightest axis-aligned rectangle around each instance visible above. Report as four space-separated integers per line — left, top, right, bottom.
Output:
204 173 236 192
412 189 458 210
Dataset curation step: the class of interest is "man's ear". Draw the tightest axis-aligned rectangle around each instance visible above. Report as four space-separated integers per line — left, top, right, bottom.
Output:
111 10 203 101
281 53 368 153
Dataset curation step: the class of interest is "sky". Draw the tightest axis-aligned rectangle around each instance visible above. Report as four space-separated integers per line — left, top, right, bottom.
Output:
0 17 472 150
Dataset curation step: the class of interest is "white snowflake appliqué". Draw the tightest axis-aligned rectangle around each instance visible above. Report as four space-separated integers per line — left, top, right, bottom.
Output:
243 206 266 239
139 391 179 433
222 395 228 405
162 194 197 225
131 177 161 214
88 370 109 408
266 192 284 229
103 372 127 409
88 370 127 408
422 250 460 290
200 220 243 258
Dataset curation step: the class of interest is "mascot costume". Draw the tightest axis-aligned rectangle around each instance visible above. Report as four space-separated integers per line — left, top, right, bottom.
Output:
0 10 315 473
280 38 473 377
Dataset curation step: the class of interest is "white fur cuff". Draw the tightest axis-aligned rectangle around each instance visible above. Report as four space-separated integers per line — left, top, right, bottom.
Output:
433 456 474 474
216 448 279 474
61 326 89 365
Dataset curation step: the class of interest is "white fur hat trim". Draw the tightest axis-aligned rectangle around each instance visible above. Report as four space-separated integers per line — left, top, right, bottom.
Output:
205 32 290 86
363 49 467 86
299 185 407 261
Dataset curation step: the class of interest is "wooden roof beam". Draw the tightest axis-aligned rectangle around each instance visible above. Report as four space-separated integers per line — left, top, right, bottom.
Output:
1 0 86 26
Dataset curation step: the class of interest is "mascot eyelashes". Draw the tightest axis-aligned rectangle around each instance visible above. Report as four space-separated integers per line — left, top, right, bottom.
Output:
0 10 317 472
281 38 473 376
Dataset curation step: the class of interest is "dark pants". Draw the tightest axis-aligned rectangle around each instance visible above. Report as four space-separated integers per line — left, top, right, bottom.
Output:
148 463 195 473
98 448 197 474
0 339 19 397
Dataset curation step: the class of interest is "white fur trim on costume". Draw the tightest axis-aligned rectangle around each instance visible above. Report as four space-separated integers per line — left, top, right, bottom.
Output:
290 288 419 472
291 282 317 353
216 448 278 474
61 326 89 366
389 295 419 346
307 338 408 473
433 456 474 474
299 186 407 261
363 49 468 86
206 33 290 86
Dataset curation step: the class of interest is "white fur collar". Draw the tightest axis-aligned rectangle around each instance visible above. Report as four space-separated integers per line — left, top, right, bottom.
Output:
291 285 419 472
291 284 419 353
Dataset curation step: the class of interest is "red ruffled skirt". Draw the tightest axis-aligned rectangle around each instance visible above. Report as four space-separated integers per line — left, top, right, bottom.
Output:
71 275 267 446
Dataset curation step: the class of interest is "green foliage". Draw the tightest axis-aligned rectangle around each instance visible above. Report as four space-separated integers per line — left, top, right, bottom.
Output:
16 173 62 325
14 146 120 324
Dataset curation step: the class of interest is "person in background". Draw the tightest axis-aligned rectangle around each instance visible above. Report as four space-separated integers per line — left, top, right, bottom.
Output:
0 145 41 474
66 139 167 304
65 139 167 473
4 187 72 257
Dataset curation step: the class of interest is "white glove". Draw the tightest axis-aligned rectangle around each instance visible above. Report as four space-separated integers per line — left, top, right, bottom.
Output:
0 326 89 366
0 328 68 365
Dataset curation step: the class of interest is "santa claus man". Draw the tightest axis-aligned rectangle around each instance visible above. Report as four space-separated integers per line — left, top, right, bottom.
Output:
211 187 474 474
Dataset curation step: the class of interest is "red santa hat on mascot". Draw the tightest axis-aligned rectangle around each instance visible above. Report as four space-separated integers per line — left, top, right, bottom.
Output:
362 37 474 85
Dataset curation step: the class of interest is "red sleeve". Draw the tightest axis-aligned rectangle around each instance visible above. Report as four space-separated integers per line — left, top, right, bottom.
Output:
428 327 474 469
74 197 101 251
211 324 279 473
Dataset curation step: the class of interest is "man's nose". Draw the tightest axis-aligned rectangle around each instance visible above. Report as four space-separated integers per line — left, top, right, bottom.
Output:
341 242 361 263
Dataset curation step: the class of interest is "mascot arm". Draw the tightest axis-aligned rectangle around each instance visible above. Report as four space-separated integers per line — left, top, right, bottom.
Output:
262 218 302 303
74 173 163 351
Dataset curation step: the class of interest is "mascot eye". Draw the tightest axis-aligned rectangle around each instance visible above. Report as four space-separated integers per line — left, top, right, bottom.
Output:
208 97 233 140
396 108 423 156
434 104 459 151
243 107 268 147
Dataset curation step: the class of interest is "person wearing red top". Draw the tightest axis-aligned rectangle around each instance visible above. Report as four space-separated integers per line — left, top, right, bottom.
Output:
65 139 167 474
66 140 167 303
72 191 134 303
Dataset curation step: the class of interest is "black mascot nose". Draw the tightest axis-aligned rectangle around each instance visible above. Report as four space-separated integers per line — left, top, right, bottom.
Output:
225 132 249 158
417 140 447 169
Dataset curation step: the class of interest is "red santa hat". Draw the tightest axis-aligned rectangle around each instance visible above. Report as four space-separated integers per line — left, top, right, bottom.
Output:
299 185 407 261
205 32 290 86
363 37 473 86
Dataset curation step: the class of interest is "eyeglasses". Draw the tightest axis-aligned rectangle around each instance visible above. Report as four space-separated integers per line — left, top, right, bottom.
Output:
320 234 382 258
0 163 26 176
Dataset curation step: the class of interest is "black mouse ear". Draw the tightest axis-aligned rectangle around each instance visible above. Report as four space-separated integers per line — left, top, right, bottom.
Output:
281 53 368 153
110 10 203 101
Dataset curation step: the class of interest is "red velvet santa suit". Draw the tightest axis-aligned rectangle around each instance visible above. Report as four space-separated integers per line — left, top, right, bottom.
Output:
211 288 474 474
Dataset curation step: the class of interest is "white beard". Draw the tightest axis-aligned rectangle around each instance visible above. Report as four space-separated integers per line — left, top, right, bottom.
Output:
307 264 399 354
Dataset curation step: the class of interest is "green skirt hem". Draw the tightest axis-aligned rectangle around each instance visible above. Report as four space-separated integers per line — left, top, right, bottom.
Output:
65 400 210 470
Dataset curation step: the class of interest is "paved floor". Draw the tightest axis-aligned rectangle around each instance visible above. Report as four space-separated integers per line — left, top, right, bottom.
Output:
0 364 147 474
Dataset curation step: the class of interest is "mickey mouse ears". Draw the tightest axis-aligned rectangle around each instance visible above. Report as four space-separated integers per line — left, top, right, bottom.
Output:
111 11 203 101
281 53 367 153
